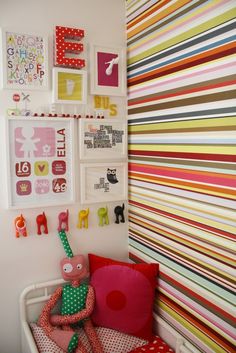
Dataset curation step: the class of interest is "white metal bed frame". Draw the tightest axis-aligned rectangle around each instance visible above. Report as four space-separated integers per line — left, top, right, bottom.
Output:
20 279 201 353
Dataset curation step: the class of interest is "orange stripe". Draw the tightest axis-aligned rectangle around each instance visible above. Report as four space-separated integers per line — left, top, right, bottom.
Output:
160 294 236 352
128 79 236 106
129 215 235 263
127 0 170 30
129 172 236 197
128 42 236 84
127 0 192 39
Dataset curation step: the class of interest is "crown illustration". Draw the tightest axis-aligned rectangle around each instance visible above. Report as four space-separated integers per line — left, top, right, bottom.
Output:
20 183 28 192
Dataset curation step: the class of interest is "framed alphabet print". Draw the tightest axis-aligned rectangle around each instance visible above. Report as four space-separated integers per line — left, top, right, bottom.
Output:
80 163 127 204
79 118 127 160
1 29 48 89
6 117 75 208
90 45 126 96
52 68 87 104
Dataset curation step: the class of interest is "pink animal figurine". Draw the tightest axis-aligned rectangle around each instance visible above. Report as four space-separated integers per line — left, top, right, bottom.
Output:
14 214 27 238
39 230 103 353
36 212 48 235
58 209 69 232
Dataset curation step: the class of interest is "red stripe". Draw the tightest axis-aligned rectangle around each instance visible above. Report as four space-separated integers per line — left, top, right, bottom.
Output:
128 80 236 106
129 162 236 187
128 47 236 86
129 199 235 240
160 272 235 322
129 150 236 162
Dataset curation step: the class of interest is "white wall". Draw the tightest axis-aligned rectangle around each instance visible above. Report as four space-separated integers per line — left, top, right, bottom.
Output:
0 1 127 352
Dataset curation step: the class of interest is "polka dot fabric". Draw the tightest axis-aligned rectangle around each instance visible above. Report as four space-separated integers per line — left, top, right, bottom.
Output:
61 283 88 315
30 323 149 353
128 336 175 353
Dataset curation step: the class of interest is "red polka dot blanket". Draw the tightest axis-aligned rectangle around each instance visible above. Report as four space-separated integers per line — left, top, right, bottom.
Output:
30 323 174 353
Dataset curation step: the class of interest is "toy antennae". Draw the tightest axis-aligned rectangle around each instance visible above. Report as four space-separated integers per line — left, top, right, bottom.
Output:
58 230 73 258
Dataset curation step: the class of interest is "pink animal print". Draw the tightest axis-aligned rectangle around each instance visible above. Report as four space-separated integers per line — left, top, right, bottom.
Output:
58 209 69 232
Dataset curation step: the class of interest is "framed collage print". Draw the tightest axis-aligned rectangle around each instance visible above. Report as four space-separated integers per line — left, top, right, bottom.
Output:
90 44 126 96
80 162 127 204
1 29 48 89
79 118 127 160
7 117 75 208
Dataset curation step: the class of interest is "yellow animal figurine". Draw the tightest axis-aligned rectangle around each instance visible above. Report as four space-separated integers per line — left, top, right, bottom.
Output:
77 208 89 229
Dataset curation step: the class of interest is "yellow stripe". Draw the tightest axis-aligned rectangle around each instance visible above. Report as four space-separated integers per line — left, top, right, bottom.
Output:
128 117 236 133
128 9 236 64
128 0 223 52
130 195 236 235
127 0 167 28
129 174 236 201
159 289 236 346
129 144 236 154
127 0 191 39
130 226 235 281
130 186 236 222
159 301 229 353
129 218 235 266
129 206 234 250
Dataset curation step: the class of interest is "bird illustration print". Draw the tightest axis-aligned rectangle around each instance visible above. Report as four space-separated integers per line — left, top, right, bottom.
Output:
107 168 118 184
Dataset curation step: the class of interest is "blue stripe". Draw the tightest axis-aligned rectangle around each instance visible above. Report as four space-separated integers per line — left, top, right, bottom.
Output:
128 35 236 78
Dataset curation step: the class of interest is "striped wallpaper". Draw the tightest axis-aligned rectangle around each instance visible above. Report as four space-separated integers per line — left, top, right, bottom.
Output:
126 1 236 353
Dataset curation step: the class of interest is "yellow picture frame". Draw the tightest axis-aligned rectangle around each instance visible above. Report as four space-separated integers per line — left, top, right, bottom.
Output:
52 68 87 104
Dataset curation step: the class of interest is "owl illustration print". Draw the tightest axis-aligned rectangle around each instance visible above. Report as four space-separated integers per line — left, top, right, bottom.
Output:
107 168 118 184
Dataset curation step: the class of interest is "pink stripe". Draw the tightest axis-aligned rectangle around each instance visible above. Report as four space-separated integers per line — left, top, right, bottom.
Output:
128 61 236 97
129 0 229 56
130 164 236 187
158 308 213 353
160 281 235 339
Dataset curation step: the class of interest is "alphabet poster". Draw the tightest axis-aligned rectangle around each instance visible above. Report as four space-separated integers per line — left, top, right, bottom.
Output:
1 30 48 89
7 118 75 208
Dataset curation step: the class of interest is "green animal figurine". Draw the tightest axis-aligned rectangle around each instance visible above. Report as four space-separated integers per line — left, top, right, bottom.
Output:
97 206 109 226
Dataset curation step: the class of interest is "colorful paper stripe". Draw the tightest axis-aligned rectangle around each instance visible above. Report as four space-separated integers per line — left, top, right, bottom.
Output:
126 1 236 352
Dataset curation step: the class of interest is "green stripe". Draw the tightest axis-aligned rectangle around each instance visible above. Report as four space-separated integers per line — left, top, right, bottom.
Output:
128 9 236 65
129 238 235 305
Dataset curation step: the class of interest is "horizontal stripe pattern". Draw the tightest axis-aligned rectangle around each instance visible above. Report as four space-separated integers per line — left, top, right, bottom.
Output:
126 1 236 353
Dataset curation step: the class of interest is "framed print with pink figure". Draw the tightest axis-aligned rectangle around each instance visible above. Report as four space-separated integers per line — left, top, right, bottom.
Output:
90 45 126 96
6 117 75 208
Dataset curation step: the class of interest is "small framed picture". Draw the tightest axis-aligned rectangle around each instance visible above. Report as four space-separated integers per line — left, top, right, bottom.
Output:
80 162 127 204
52 68 87 104
79 118 127 160
90 44 126 96
6 117 75 209
0 29 48 90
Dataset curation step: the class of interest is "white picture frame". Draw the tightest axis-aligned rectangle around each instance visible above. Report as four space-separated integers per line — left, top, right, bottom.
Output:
6 117 75 209
80 162 127 204
0 28 48 90
52 68 87 104
90 44 126 96
79 118 127 160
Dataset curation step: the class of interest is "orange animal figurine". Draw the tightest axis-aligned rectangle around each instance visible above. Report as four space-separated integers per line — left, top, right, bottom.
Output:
14 214 27 238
